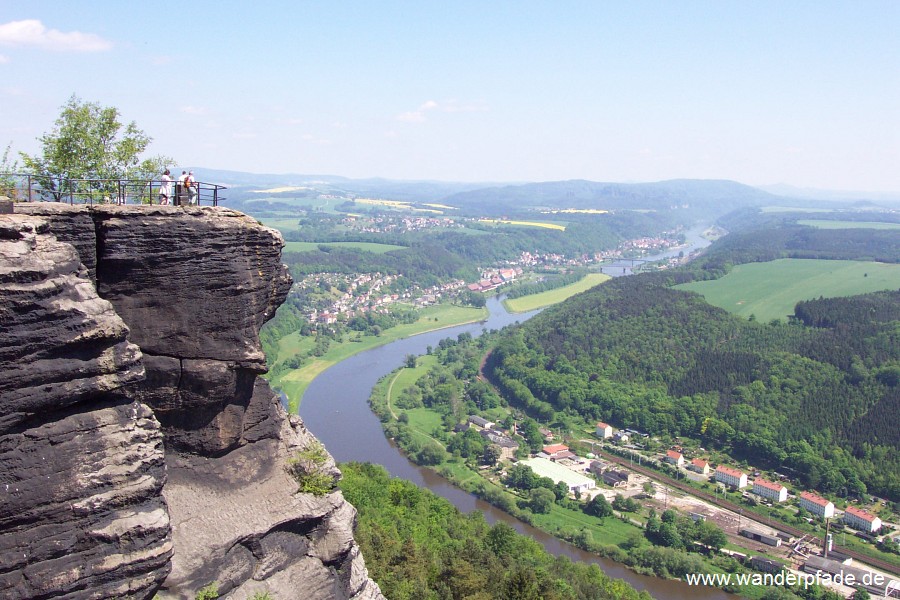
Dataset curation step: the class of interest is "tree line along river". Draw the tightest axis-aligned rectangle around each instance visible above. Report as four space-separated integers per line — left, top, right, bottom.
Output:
296 229 726 599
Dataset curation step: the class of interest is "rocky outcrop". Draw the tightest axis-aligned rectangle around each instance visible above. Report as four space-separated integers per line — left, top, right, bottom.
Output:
16 204 293 456
0 214 169 599
2 205 383 600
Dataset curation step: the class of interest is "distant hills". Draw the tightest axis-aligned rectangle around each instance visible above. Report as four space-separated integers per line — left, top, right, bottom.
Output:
440 179 779 215
192 168 897 216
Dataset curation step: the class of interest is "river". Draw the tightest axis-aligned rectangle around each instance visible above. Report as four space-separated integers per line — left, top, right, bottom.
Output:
298 227 727 599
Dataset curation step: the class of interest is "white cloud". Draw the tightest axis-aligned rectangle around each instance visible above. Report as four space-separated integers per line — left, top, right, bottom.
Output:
0 54 9 64
395 99 487 122
180 106 208 115
286 118 304 125
396 111 426 123
0 20 112 52
300 133 331 145
442 99 489 113
149 55 174 66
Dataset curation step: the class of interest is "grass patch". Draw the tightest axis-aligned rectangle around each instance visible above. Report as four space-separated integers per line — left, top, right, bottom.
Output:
798 219 900 230
676 259 900 322
282 241 407 253
530 502 641 547
404 408 445 439
504 273 612 313
387 355 438 414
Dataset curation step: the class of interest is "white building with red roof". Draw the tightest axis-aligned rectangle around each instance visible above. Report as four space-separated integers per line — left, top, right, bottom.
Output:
715 465 748 489
689 458 710 475
843 506 882 533
752 479 788 503
664 450 685 467
799 491 835 519
595 422 612 438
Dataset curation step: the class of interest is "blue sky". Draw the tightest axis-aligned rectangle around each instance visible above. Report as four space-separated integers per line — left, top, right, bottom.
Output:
1 1 898 192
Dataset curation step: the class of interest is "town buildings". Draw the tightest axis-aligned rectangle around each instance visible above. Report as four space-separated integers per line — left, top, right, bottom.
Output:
664 450 684 467
799 491 835 519
714 465 748 489
595 422 612 438
541 444 576 461
689 458 711 475
478 430 519 462
752 479 788 503
843 506 882 533
521 457 596 495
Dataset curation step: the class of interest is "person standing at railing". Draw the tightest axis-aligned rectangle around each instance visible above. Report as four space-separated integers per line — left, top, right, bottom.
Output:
187 171 198 205
159 169 173 205
176 170 187 206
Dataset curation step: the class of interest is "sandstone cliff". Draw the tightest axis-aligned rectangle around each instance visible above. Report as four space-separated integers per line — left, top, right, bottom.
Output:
1 205 383 600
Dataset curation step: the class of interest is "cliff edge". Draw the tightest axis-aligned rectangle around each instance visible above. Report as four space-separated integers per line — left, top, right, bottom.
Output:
1 204 383 600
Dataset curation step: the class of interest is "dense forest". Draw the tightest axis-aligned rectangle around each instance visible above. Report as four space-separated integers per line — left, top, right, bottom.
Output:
486 276 900 501
340 462 653 600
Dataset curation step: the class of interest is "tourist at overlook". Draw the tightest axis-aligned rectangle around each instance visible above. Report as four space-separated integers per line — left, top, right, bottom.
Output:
176 170 187 205
186 171 199 205
158 169 172 205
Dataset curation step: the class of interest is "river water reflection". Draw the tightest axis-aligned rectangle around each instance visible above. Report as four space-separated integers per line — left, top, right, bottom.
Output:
299 229 727 599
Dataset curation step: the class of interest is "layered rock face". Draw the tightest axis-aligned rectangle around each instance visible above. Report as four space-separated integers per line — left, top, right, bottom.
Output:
0 214 169 599
2 205 383 600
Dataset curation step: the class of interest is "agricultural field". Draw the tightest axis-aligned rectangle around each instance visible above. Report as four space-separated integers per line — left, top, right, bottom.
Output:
477 218 567 231
351 198 443 213
248 195 347 213
504 272 611 313
676 258 900 321
258 217 303 234
282 241 407 254
798 219 900 230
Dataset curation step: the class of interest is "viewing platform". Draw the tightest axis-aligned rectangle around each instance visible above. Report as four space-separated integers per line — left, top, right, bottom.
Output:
0 172 226 206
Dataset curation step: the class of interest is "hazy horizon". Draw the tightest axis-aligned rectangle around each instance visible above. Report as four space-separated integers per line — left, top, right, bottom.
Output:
2 2 898 193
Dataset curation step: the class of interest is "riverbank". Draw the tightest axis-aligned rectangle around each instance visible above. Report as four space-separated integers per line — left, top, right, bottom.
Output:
369 362 768 598
266 302 488 411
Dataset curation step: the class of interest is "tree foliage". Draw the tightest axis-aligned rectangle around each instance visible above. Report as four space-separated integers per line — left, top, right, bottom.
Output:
20 94 173 201
488 273 900 500
340 462 652 600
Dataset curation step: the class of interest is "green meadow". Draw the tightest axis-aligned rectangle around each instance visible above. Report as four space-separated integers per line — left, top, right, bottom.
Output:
503 272 612 313
282 241 407 253
676 259 900 321
798 219 900 230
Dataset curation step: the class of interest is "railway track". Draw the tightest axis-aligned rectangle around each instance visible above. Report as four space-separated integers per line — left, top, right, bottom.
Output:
597 449 900 577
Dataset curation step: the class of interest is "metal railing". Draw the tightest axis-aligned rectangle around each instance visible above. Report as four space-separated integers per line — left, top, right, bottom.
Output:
0 172 227 206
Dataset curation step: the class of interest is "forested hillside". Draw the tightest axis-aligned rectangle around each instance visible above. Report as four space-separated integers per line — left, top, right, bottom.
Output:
442 179 778 216
487 277 900 500
340 462 653 600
